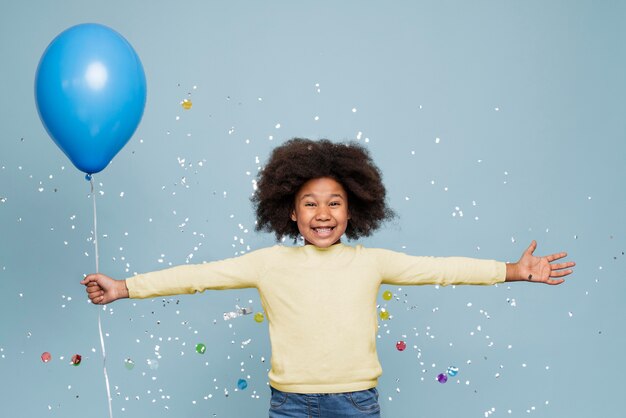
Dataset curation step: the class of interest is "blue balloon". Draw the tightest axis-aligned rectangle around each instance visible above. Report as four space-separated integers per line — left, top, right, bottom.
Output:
35 23 146 174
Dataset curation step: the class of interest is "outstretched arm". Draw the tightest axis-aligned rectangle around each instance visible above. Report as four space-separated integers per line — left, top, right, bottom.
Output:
81 273 129 304
505 240 575 285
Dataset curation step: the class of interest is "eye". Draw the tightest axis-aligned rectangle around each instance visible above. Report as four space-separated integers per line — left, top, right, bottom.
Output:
329 201 341 207
304 202 316 207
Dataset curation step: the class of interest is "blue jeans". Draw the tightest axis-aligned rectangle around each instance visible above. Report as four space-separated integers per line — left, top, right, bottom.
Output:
268 386 381 418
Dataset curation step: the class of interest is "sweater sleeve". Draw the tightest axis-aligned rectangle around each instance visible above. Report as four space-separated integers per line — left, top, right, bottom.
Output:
126 247 272 299
371 248 506 286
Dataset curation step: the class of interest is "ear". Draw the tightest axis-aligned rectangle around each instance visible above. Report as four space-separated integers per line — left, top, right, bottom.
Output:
290 209 297 222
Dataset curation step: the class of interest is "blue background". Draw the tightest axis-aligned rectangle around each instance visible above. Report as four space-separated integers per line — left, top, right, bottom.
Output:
1 1 624 417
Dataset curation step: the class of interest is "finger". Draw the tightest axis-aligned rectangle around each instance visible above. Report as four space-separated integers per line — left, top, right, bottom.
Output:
90 294 105 304
545 252 568 262
86 282 101 291
525 240 537 256
86 286 98 294
550 261 575 271
81 273 101 285
87 287 103 295
534 275 566 285
550 269 574 278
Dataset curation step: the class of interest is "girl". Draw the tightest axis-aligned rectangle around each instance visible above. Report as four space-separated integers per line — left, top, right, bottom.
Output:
82 138 575 418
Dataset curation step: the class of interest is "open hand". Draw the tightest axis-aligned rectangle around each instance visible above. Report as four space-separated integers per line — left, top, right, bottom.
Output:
509 240 575 285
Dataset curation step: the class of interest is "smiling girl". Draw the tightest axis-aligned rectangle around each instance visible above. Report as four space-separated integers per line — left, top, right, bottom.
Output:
82 138 575 417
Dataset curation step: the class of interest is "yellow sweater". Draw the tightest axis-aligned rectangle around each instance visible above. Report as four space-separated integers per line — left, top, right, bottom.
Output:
126 243 506 393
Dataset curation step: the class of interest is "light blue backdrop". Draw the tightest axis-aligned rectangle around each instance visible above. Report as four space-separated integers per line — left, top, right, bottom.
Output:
1 1 624 417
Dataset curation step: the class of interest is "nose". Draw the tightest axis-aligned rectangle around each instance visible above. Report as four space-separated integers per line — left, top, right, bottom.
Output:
315 206 331 221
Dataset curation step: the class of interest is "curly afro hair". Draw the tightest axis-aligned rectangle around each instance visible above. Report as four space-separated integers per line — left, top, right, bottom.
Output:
252 138 395 242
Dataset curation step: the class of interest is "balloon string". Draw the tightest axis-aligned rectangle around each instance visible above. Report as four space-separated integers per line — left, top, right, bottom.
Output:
90 178 99 273
90 177 114 418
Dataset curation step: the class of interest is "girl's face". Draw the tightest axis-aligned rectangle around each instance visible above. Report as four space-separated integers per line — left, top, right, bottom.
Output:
291 177 350 247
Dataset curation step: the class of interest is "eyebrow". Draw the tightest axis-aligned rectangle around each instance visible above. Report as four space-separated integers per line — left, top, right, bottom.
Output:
299 193 345 200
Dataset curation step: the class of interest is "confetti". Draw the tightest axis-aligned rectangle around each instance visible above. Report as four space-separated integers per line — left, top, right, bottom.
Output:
447 366 458 376
71 354 82 366
124 358 135 370
41 352 51 363
224 306 253 321
223 311 239 320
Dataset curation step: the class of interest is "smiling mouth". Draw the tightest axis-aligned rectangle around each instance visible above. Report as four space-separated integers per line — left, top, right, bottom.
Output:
313 227 335 235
